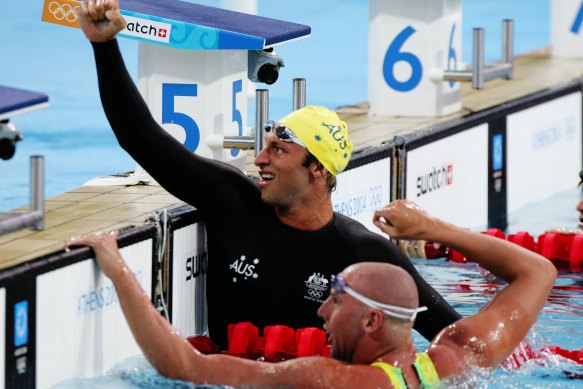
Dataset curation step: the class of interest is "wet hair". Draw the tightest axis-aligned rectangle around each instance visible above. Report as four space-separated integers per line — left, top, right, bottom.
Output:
303 152 337 193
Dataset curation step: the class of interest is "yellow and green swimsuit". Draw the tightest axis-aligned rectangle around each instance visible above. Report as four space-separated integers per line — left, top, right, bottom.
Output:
371 352 440 388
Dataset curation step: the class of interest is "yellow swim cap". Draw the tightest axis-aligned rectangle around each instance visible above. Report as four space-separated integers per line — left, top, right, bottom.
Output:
279 106 353 176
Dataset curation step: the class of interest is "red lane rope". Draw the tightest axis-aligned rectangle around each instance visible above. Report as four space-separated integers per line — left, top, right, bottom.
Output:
423 229 583 270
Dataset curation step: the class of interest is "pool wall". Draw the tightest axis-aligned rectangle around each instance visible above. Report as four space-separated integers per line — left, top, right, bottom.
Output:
389 80 582 230
0 226 158 388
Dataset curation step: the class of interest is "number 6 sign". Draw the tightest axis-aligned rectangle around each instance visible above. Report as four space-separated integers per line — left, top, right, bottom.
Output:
552 0 583 58
368 0 462 117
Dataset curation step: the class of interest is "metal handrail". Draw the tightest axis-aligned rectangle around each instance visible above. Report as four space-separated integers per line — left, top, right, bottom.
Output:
432 19 514 90
221 77 307 156
0 155 45 236
293 78 306 111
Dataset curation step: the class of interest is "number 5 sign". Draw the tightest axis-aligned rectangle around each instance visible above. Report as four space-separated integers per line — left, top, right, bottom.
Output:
368 0 462 117
139 44 248 169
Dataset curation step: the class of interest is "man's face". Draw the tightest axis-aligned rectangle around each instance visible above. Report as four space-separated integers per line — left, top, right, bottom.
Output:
317 273 365 363
254 131 312 208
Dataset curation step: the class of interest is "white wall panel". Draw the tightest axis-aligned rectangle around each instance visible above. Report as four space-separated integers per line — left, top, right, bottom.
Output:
171 223 208 337
406 124 489 228
507 92 583 212
332 157 391 234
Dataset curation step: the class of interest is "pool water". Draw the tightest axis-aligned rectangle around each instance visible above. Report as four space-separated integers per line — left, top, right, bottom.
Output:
53 187 583 388
412 259 583 388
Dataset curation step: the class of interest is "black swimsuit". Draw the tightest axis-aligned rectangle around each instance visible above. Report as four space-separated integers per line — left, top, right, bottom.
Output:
91 39 461 347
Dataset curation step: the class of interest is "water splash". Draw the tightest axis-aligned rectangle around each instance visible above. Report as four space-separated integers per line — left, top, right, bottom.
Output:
52 355 235 389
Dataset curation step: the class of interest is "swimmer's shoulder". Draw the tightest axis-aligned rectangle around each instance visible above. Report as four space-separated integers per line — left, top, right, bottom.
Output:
332 213 398 258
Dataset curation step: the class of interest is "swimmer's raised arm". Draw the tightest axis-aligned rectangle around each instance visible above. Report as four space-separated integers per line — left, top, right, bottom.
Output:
373 200 557 372
78 0 253 210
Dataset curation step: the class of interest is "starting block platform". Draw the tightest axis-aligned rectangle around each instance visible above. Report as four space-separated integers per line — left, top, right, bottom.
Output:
42 0 311 50
0 85 49 121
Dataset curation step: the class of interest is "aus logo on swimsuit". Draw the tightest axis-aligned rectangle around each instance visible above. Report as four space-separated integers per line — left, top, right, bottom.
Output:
229 255 260 283
303 272 329 303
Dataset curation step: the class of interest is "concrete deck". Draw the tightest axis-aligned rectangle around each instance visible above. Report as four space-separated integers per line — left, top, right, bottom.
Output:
0 185 180 269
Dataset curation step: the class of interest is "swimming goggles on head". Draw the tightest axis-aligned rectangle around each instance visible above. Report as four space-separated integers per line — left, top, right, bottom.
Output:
263 120 306 148
331 273 428 322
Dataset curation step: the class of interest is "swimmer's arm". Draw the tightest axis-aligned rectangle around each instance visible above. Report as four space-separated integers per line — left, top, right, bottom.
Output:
67 234 394 388
94 40 259 212
426 222 556 369
67 232 202 377
81 0 257 209
374 200 557 369
178 355 395 389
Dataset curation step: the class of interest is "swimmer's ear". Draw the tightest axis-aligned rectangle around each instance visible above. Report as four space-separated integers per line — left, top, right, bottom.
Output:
363 310 384 333
307 161 329 185
308 160 326 177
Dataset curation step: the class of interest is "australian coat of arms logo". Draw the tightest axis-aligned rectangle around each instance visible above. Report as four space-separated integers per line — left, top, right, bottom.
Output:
304 272 329 302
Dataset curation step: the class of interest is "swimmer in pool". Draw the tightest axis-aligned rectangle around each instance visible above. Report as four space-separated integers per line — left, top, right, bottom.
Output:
76 0 460 347
69 200 556 388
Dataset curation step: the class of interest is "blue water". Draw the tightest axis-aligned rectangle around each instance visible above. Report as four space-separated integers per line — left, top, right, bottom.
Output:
0 0 549 210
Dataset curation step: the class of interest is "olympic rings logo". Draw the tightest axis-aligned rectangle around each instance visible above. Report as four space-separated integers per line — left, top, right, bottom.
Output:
48 1 80 23
308 289 323 299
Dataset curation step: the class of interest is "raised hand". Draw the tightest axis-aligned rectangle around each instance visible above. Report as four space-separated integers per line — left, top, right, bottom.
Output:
373 200 439 241
79 0 126 42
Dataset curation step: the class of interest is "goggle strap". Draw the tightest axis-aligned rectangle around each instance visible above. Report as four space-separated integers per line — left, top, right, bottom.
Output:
343 286 428 322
